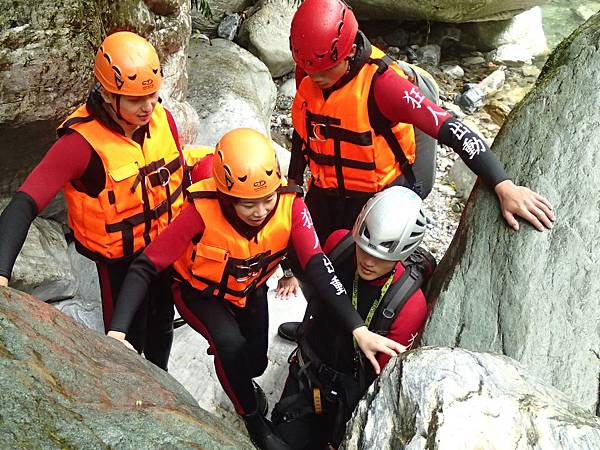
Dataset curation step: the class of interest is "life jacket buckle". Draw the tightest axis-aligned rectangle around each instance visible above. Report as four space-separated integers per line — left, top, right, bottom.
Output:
311 122 328 142
233 254 263 282
143 166 171 190
157 166 171 187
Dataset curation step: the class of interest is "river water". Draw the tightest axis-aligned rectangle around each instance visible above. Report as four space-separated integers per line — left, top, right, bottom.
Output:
543 0 600 48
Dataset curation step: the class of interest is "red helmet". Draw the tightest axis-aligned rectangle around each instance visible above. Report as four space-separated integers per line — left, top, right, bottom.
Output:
290 0 358 72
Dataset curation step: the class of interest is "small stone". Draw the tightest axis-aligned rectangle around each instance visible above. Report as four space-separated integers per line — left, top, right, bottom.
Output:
441 65 464 78
417 44 441 67
462 56 486 66
387 46 400 58
487 44 532 67
522 65 541 78
217 13 241 41
451 202 463 213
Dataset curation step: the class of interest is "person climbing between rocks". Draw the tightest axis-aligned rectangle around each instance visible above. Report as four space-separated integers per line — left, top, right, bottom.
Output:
272 186 432 450
277 0 556 342
106 128 404 450
0 31 188 371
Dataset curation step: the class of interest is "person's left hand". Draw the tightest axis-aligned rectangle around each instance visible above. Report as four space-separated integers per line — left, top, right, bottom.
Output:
494 180 556 231
107 330 136 351
276 276 300 299
352 326 406 375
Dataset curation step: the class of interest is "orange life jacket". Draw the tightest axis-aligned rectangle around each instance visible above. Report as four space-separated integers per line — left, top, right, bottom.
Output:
292 46 416 195
60 102 185 260
172 179 301 307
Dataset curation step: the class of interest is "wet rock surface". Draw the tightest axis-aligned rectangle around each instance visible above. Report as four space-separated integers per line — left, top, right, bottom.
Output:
0 287 254 449
423 11 600 411
343 348 600 449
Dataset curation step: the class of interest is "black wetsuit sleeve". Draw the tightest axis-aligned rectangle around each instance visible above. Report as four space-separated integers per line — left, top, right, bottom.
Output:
304 253 364 333
0 192 39 280
287 130 307 184
438 117 509 188
109 254 158 333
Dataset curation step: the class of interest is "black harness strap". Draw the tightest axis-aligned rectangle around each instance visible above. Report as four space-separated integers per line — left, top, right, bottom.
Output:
367 56 416 190
191 248 288 300
277 184 305 196
187 190 218 200
370 247 437 336
105 184 183 256
57 115 96 137
326 232 355 264
304 109 374 196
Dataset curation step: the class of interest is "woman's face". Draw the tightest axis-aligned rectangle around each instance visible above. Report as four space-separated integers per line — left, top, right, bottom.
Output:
355 245 397 281
103 90 159 127
233 192 278 227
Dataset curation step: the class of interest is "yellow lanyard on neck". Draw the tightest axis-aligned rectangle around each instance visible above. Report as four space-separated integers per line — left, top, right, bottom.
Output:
352 270 395 351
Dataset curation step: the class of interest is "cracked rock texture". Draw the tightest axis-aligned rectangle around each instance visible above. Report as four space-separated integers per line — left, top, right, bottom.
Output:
0 286 254 449
343 348 600 450
422 12 600 412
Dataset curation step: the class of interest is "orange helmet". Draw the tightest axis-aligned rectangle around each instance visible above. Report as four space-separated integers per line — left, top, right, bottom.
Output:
94 31 163 96
213 129 282 199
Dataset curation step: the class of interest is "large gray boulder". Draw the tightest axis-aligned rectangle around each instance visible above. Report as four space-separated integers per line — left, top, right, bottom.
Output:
0 286 253 449
347 0 546 22
237 0 297 77
187 36 277 145
0 0 197 193
348 0 544 23
343 348 600 449
422 12 600 411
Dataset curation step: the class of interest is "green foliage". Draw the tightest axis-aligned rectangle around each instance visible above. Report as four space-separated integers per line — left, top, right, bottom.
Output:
191 0 212 20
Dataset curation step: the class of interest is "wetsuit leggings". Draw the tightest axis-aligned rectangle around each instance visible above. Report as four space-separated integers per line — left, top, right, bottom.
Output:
172 281 269 415
96 260 174 370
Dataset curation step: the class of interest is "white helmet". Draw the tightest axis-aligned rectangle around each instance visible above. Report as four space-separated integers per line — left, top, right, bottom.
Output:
352 186 427 262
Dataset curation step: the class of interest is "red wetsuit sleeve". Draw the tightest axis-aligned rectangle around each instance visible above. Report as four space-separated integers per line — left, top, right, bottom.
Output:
374 70 450 138
376 282 428 369
290 198 365 332
374 70 509 187
144 203 205 271
289 196 323 269
17 132 93 212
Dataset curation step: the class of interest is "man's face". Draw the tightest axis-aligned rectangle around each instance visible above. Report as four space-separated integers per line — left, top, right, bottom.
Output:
355 245 397 281
306 59 350 89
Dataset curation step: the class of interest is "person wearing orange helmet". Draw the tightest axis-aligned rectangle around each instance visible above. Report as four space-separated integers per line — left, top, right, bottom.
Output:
0 31 188 370
106 128 405 450
287 0 555 241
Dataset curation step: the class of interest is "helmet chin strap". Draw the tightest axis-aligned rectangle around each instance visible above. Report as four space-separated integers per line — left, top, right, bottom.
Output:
110 94 135 126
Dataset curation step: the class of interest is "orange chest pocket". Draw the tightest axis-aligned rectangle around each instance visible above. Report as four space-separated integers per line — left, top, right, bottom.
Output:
192 241 229 280
107 162 143 214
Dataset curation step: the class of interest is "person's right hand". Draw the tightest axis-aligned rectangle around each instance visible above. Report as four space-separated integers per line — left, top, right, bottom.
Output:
352 326 406 375
0 276 8 287
107 330 136 351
